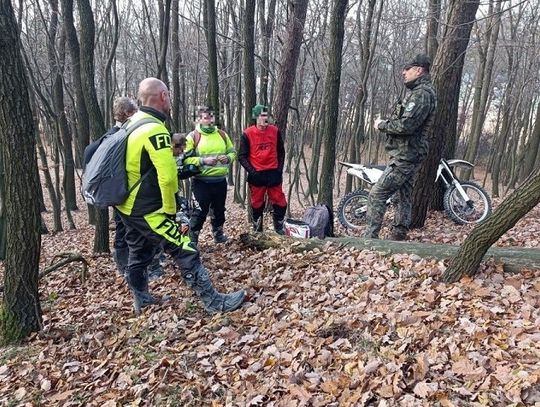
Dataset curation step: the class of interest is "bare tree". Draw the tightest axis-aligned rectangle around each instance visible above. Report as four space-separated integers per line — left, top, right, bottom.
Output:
243 0 257 124
60 0 90 168
273 0 309 140
0 0 42 343
77 0 109 253
318 0 349 209
204 0 220 122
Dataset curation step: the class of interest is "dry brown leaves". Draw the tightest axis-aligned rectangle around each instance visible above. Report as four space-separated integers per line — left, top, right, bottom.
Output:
1 190 539 406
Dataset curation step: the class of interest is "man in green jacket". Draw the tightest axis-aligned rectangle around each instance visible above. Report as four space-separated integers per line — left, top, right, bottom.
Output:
183 106 236 244
116 79 245 314
365 54 437 241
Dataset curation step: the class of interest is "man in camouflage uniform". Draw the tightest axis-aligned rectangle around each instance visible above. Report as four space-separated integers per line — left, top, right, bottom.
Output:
364 54 437 240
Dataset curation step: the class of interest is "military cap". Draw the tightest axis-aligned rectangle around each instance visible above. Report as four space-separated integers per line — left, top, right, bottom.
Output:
404 54 431 71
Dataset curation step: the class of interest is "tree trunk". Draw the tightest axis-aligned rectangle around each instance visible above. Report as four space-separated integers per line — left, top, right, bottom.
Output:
442 167 540 282
273 0 309 140
0 0 42 343
521 101 540 182
259 0 276 105
346 0 382 194
462 0 501 180
104 0 120 129
243 0 257 126
47 0 78 218
410 0 480 228
425 0 441 60
77 0 109 253
60 0 90 169
204 0 220 124
157 0 172 84
0 144 5 260
318 0 349 209
171 0 186 132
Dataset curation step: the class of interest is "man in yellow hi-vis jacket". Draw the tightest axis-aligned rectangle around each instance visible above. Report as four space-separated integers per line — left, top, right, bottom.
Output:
183 106 236 245
115 78 245 314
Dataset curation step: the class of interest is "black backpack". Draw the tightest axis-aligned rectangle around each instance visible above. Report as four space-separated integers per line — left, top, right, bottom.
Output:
82 118 159 208
302 205 334 239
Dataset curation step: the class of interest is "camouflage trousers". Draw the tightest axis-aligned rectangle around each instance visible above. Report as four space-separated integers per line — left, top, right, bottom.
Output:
364 161 421 238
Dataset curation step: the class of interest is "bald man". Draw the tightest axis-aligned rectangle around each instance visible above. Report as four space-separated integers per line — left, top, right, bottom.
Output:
115 78 245 314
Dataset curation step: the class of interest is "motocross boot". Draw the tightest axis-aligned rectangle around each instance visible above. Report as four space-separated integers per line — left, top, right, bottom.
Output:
252 206 264 232
183 265 245 313
272 205 287 235
126 275 158 315
189 230 200 246
212 226 229 243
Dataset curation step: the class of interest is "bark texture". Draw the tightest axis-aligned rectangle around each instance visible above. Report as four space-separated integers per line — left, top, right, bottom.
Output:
273 0 309 139
0 0 43 343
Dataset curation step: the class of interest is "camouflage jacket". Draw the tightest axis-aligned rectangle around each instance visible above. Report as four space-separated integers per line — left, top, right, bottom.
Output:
378 75 436 164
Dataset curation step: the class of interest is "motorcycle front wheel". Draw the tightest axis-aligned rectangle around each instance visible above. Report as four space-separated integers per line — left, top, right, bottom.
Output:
443 181 492 224
337 189 370 229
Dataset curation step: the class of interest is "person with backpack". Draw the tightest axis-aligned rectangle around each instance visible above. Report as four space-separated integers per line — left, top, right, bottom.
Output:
238 105 287 234
115 78 245 314
183 106 236 245
83 97 165 280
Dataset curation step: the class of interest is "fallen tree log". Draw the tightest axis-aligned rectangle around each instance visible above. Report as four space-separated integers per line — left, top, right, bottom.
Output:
239 233 540 274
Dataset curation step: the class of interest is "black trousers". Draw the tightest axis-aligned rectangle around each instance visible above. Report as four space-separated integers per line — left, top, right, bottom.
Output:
113 209 127 251
118 211 199 291
190 178 227 232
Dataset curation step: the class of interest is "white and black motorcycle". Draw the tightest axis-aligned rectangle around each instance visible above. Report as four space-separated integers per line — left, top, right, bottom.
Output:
337 158 492 229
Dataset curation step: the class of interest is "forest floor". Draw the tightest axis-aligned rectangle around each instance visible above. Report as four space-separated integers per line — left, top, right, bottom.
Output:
1 171 540 406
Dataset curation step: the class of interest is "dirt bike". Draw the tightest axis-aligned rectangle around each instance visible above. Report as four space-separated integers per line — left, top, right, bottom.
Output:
337 158 492 229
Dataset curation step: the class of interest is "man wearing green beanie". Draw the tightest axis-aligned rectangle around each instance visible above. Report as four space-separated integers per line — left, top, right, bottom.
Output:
238 105 287 234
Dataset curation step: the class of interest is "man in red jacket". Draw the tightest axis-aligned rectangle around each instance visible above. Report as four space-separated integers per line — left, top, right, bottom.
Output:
239 105 287 234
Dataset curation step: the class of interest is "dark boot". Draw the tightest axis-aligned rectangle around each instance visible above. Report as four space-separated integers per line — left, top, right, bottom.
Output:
183 265 245 313
113 247 129 276
252 206 264 232
388 227 407 241
212 226 228 243
127 277 158 315
147 253 165 281
189 230 200 246
272 205 287 235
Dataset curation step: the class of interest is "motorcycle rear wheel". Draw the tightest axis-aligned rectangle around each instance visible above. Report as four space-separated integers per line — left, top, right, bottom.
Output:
337 189 370 229
443 181 492 224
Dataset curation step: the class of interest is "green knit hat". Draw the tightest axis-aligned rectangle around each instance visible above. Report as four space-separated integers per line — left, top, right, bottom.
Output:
251 104 268 119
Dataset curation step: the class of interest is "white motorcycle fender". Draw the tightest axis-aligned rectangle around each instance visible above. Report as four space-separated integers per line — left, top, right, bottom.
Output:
435 159 474 182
